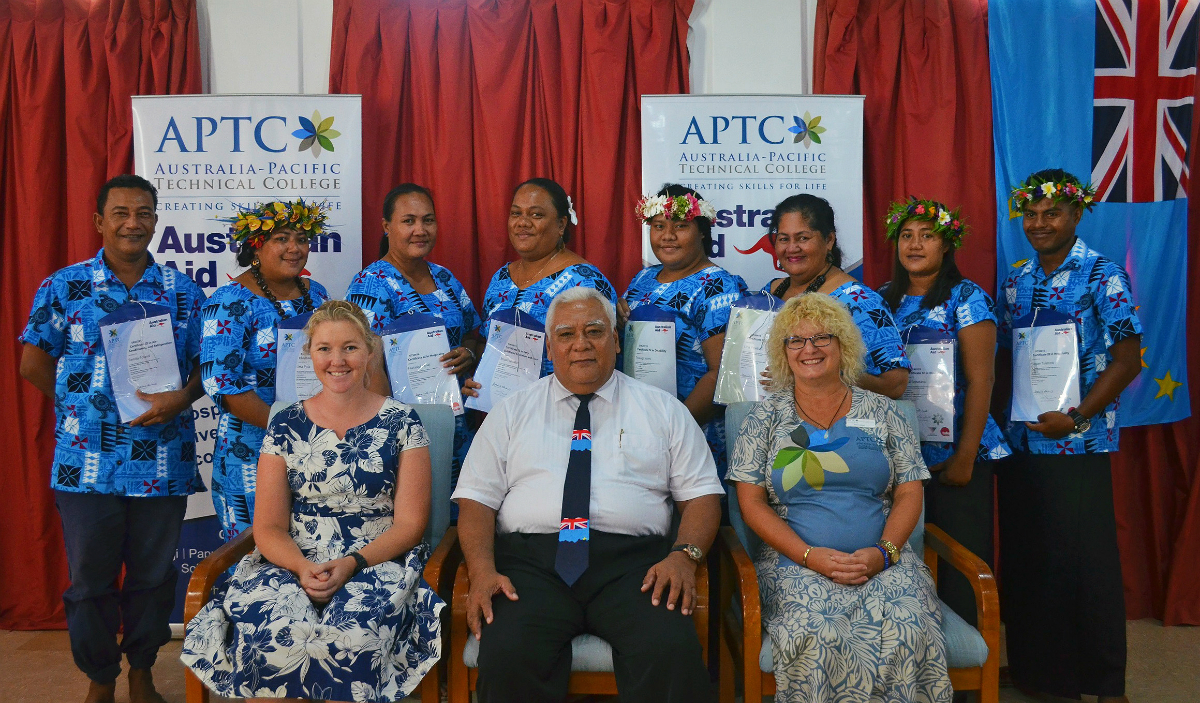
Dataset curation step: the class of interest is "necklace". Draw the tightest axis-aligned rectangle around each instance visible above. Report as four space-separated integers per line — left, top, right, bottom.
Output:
795 384 850 431
513 246 562 288
250 263 315 319
774 263 835 298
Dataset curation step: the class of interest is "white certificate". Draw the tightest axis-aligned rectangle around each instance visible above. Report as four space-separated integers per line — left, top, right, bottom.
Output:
622 305 677 396
98 302 182 423
902 328 956 442
465 309 546 413
382 313 464 415
275 313 322 405
1010 310 1082 422
714 294 780 405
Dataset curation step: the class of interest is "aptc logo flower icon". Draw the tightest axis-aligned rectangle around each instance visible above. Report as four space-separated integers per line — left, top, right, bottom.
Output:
292 111 341 157
787 111 827 148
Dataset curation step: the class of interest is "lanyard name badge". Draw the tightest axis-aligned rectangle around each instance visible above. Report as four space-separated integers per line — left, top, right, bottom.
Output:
622 304 678 396
276 312 322 405
714 293 781 405
1010 308 1082 422
381 312 465 415
465 307 546 413
98 301 183 424
900 326 956 442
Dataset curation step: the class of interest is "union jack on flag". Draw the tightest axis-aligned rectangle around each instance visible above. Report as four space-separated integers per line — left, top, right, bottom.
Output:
1091 0 1200 202
572 429 591 441
560 517 589 530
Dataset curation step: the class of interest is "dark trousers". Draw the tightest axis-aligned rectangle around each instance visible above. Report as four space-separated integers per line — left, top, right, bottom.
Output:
476 531 715 703
997 453 1126 698
54 490 188 683
925 459 995 627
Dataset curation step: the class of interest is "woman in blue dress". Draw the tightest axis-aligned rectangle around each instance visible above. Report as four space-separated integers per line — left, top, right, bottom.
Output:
878 197 1011 626
346 183 482 492
728 293 949 702
183 300 443 701
621 184 747 476
761 194 910 399
465 177 617 396
201 199 332 539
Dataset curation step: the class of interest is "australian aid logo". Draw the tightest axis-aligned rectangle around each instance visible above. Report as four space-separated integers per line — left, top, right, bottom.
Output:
641 96 864 291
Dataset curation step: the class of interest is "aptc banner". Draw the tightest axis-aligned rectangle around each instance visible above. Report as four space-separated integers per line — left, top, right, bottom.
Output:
131 95 364 625
641 95 865 291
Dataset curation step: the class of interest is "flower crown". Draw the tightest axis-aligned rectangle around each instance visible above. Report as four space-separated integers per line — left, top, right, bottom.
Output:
222 199 330 249
884 197 968 249
636 192 717 223
1009 173 1096 218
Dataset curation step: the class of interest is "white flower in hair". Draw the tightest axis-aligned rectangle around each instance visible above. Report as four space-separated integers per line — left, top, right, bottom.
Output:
566 195 579 225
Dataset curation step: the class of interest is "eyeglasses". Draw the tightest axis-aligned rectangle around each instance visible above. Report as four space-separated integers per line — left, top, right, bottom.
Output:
784 333 836 350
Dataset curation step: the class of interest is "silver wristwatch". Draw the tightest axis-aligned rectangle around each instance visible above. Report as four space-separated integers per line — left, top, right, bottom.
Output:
1067 409 1092 434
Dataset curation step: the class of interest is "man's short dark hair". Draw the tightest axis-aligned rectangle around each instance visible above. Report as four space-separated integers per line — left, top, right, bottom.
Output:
96 174 158 214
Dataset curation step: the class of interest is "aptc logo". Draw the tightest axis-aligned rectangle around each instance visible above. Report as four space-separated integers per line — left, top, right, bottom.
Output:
788 112 826 148
291 111 341 157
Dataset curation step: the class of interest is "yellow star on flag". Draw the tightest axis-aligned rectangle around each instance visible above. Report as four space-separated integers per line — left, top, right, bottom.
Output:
1154 371 1183 401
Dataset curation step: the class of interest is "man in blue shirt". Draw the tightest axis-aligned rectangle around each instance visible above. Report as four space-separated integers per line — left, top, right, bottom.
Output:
19 175 207 703
994 169 1142 703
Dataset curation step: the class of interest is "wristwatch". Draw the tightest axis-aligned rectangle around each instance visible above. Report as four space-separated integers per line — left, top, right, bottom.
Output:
1067 409 1092 434
671 543 704 564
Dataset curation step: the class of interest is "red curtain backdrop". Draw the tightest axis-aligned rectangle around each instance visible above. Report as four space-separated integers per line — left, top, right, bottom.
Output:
328 0 694 301
813 0 996 291
813 0 1200 625
0 0 201 630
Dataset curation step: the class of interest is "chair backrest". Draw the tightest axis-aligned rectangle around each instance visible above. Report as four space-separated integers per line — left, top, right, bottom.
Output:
723 398 925 558
270 400 456 548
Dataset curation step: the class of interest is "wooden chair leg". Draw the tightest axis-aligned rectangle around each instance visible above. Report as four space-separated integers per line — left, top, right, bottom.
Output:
184 668 209 703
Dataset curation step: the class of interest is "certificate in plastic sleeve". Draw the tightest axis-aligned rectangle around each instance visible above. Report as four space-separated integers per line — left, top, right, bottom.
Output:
622 305 677 396
381 312 464 415
1010 309 1082 422
98 302 183 424
275 313 322 405
465 308 546 413
901 326 956 442
714 294 780 405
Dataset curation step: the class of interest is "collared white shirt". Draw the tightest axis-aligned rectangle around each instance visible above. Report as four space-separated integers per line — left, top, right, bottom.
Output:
453 371 724 536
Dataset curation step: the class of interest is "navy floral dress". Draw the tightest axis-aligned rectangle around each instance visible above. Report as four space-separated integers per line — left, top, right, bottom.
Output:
481 262 618 377
181 399 444 701
346 259 482 492
623 264 747 476
200 279 331 538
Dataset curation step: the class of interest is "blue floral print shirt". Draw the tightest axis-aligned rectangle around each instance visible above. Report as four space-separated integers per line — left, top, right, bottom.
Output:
346 259 482 347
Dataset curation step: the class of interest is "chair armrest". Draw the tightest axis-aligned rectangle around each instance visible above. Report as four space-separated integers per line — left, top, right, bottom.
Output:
922 523 1000 645
183 528 256 624
424 526 462 598
714 527 760 663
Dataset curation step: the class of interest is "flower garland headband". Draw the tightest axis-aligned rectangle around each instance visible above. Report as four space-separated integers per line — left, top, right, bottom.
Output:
635 192 717 223
884 197 968 249
222 199 330 249
1008 172 1096 219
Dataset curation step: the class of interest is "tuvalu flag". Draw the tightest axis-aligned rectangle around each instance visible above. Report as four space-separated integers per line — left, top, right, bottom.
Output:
991 0 1195 426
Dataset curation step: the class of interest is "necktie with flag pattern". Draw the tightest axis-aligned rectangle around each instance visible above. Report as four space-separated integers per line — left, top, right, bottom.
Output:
555 393 594 585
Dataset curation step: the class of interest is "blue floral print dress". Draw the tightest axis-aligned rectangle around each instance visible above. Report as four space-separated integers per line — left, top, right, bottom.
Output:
181 399 444 701
882 279 1012 467
200 279 330 538
481 262 618 377
347 259 482 491
727 388 950 702
623 264 747 476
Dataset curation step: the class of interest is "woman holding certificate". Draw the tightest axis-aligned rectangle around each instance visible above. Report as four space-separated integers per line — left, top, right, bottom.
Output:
761 194 910 399
727 293 950 702
621 184 747 476
182 300 443 701
877 198 1010 626
464 177 618 399
201 199 331 539
346 183 482 488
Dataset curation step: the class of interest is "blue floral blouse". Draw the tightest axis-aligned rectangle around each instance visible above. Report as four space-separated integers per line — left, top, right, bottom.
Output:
346 259 481 347
481 262 618 376
882 279 1012 466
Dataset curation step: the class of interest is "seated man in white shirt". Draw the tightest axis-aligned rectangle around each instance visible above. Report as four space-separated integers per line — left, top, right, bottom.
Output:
452 286 723 703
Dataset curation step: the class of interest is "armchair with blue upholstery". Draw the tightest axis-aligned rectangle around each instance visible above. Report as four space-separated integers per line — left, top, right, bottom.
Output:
183 402 459 703
715 400 999 703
